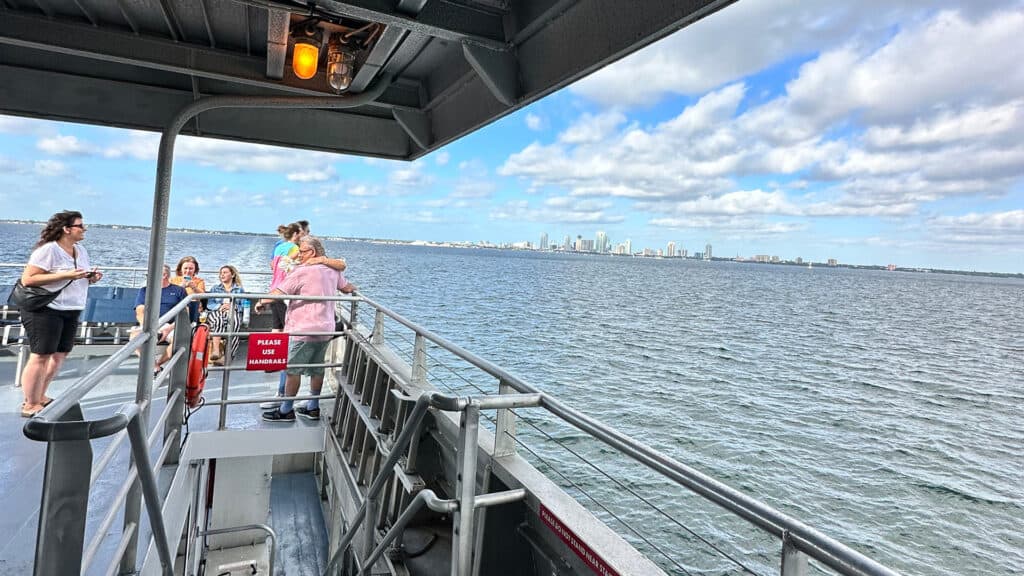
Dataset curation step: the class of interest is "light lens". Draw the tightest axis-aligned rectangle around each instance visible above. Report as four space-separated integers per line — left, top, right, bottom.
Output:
292 42 319 80
327 51 355 92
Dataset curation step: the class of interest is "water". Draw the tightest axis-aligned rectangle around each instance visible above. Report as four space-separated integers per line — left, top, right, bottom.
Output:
2 223 1022 575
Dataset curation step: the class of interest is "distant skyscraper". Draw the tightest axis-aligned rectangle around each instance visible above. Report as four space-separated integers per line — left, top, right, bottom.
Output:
563 235 571 250
705 243 712 260
540 232 549 250
666 241 676 258
595 231 608 254
625 239 632 255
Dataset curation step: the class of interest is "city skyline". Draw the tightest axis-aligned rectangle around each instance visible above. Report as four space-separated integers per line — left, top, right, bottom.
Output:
0 1 1022 273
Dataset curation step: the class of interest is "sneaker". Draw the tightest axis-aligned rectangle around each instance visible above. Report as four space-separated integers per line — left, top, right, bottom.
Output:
262 409 295 422
259 395 283 410
296 406 320 420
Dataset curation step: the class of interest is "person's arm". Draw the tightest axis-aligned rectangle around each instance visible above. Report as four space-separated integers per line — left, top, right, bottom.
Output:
135 305 145 325
21 264 88 286
308 256 346 271
253 288 285 312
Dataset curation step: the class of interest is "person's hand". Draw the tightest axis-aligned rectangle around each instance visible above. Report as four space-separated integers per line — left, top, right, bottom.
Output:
87 268 103 284
254 300 264 313
66 268 92 280
220 302 231 311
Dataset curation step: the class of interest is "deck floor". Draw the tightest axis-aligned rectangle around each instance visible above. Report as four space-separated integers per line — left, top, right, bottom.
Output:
0 349 332 575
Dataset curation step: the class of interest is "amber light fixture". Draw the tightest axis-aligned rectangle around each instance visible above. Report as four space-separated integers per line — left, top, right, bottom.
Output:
291 20 323 80
292 41 319 79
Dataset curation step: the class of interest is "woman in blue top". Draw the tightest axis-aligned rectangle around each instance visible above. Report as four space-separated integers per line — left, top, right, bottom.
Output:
206 265 245 364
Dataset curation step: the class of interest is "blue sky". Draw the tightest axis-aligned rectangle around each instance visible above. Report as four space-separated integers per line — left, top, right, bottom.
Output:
1 0 1022 273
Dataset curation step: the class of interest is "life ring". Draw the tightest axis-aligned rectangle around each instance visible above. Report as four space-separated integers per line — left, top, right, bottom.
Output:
186 323 210 408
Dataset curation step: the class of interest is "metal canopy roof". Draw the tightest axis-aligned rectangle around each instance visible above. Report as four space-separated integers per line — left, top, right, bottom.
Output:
0 0 735 160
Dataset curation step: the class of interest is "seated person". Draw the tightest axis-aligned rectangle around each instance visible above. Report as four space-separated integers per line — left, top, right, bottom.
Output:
131 264 188 372
170 255 206 321
206 264 245 365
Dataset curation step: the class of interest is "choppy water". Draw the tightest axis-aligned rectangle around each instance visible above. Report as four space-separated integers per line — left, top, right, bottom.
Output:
2 223 1022 575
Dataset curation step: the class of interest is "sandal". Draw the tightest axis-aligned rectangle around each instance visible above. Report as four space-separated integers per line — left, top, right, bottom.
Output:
41 396 54 407
21 403 44 418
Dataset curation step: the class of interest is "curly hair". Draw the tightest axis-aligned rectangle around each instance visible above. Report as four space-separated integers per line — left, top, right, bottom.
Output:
175 256 200 276
36 210 83 248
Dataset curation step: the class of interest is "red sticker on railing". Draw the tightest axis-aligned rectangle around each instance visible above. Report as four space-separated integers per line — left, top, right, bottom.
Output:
246 333 289 371
540 504 621 576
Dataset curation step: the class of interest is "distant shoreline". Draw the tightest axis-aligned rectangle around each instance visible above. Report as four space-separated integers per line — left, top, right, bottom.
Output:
3 220 1020 280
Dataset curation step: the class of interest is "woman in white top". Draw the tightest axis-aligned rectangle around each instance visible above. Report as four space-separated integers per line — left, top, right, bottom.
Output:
18 211 103 417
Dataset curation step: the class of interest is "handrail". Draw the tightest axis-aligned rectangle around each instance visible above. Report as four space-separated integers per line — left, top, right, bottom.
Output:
352 295 902 576
197 524 278 576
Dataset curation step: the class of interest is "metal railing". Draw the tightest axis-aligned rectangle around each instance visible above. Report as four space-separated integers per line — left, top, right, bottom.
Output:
21 290 355 576
329 295 903 576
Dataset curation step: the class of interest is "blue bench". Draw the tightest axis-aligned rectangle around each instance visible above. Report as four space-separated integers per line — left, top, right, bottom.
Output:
2 285 143 386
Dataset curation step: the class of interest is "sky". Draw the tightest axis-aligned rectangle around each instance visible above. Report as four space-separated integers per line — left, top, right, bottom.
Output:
1 0 1022 273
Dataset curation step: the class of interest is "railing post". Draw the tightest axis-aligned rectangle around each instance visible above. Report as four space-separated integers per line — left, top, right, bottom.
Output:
452 401 480 576
350 299 358 329
31 404 92 576
164 307 192 465
372 309 385 344
780 530 808 576
412 334 427 385
493 379 517 457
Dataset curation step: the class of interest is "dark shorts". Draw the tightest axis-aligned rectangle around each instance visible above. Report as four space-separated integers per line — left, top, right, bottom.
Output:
21 306 81 355
270 300 287 330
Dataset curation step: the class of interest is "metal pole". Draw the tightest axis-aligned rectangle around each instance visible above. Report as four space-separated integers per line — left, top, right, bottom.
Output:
781 530 809 576
412 333 427 385
358 489 457 575
323 392 439 575
493 379 517 457
453 402 480 576
372 309 384 344
31 404 92 576
198 524 278 576
126 84 389 572
123 406 175 576
164 307 191 466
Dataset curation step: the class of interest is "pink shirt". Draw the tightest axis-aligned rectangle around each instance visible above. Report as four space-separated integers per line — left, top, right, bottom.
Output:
277 264 348 341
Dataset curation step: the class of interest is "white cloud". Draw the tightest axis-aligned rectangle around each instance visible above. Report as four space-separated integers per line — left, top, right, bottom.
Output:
34 159 69 176
501 6 1024 230
570 0 1018 107
925 209 1024 246
490 197 625 224
37 135 93 156
649 215 806 235
347 184 380 197
389 163 434 189
102 132 346 176
286 166 336 182
434 151 450 166
0 115 52 135
525 113 544 131
863 101 1023 148
558 111 627 145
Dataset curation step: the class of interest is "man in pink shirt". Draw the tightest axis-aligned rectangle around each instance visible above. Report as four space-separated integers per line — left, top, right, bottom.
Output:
254 235 356 422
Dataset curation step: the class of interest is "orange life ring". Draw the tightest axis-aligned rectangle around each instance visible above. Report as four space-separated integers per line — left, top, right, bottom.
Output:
186 323 210 408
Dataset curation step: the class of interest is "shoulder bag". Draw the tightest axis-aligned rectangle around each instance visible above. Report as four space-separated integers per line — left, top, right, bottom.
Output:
8 279 74 312
8 247 78 312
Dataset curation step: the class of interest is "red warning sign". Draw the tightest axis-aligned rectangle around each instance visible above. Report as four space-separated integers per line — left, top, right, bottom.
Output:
246 333 289 371
540 504 621 576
